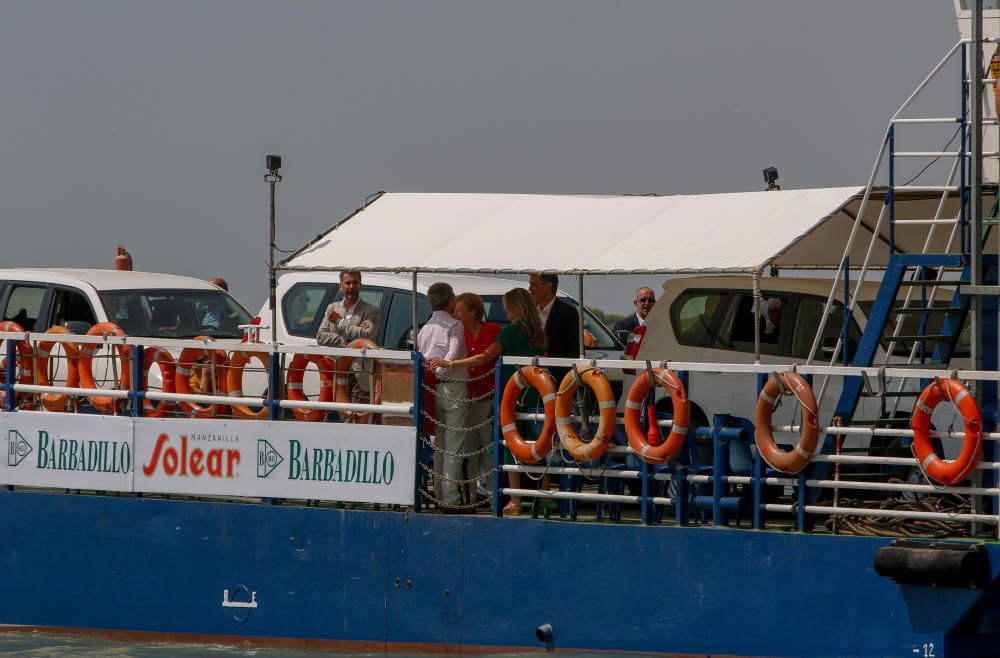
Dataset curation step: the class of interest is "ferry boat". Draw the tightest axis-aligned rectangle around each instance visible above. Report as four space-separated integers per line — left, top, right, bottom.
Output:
3 3 1000 657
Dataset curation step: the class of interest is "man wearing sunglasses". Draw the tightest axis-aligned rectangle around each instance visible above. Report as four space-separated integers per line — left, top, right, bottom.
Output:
613 287 657 337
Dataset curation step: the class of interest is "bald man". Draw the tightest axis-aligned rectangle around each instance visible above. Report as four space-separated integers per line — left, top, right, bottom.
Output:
613 287 656 336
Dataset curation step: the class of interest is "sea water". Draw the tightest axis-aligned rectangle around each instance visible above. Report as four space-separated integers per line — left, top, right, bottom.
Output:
0 632 632 657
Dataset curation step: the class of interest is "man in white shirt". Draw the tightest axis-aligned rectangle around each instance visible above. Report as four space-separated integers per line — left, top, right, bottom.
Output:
416 282 469 510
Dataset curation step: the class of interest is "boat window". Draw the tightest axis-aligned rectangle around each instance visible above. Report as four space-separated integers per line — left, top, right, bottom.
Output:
48 287 97 331
2 284 46 331
671 290 734 349
283 283 334 337
383 291 432 349
99 289 252 339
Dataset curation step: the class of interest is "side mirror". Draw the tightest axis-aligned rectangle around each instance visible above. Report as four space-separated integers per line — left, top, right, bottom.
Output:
614 329 632 345
63 321 93 335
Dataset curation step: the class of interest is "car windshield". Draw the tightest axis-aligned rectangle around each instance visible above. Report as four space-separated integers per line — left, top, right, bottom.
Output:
99 289 253 339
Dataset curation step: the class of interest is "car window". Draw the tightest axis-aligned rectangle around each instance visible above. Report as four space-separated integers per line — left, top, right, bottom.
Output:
672 291 734 348
479 294 621 349
283 283 334 338
2 284 46 331
792 296 861 360
384 291 432 349
49 287 97 330
729 293 790 356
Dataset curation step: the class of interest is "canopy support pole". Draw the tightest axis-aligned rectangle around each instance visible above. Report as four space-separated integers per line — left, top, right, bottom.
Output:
753 266 763 364
412 272 419 350
577 274 585 357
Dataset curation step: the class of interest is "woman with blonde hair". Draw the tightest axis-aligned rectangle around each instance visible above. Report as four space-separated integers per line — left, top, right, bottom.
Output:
430 287 546 515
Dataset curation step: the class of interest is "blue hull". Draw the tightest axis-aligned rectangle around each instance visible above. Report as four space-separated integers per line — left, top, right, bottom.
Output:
1 489 998 657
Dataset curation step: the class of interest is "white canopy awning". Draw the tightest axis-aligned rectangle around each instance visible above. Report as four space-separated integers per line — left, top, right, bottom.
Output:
280 187 981 275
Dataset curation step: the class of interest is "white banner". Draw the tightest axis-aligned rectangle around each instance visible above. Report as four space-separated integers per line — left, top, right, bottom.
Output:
134 418 416 504
0 412 133 491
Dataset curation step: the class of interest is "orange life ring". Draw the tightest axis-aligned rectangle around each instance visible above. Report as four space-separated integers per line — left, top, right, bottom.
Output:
226 350 270 420
0 320 34 407
555 368 617 462
754 372 819 474
499 366 557 464
910 378 982 486
77 322 130 414
174 337 229 418
34 326 80 412
140 346 178 418
333 338 382 424
286 353 336 422
624 368 690 464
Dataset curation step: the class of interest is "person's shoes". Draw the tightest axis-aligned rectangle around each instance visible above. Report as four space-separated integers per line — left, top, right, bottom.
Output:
502 502 522 517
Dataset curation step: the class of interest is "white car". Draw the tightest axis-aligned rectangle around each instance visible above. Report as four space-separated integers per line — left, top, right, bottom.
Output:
258 271 625 400
628 275 969 441
0 268 253 394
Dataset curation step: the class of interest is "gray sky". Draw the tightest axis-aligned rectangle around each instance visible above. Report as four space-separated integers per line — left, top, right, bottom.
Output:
0 1 960 316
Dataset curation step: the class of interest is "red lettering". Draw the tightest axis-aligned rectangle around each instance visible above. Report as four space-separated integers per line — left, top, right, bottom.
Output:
207 449 222 477
190 448 204 476
163 445 178 475
142 434 238 478
226 450 240 478
142 433 169 476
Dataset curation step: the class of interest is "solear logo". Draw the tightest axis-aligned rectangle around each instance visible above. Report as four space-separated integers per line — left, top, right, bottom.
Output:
257 439 283 478
7 430 32 467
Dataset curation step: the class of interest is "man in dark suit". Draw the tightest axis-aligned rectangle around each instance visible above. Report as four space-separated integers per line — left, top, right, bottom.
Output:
613 287 656 338
529 273 579 385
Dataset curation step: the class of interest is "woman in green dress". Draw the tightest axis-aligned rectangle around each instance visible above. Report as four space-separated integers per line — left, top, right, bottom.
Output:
430 287 546 516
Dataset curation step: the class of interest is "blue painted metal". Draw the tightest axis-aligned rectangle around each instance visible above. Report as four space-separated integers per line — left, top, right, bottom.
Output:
131 344 144 418
267 352 281 421
492 355 502 517
411 351 425 514
1 489 998 657
3 336 15 412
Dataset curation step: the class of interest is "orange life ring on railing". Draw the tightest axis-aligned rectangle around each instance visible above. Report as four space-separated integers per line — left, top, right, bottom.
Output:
77 322 130 414
226 350 270 420
174 337 229 418
555 368 617 462
911 378 982 486
35 326 80 412
333 338 382 424
499 366 557 464
624 368 690 464
140 346 177 418
0 320 34 406
754 372 819 474
286 353 336 422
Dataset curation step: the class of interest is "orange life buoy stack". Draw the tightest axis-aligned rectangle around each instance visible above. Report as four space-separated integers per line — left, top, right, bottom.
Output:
286 353 336 422
0 320 34 407
499 366 557 464
141 346 178 418
77 322 130 414
623 368 690 465
334 338 382 424
754 371 819 474
555 368 617 462
910 378 982 486
174 337 229 418
226 350 270 420
34 326 80 412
